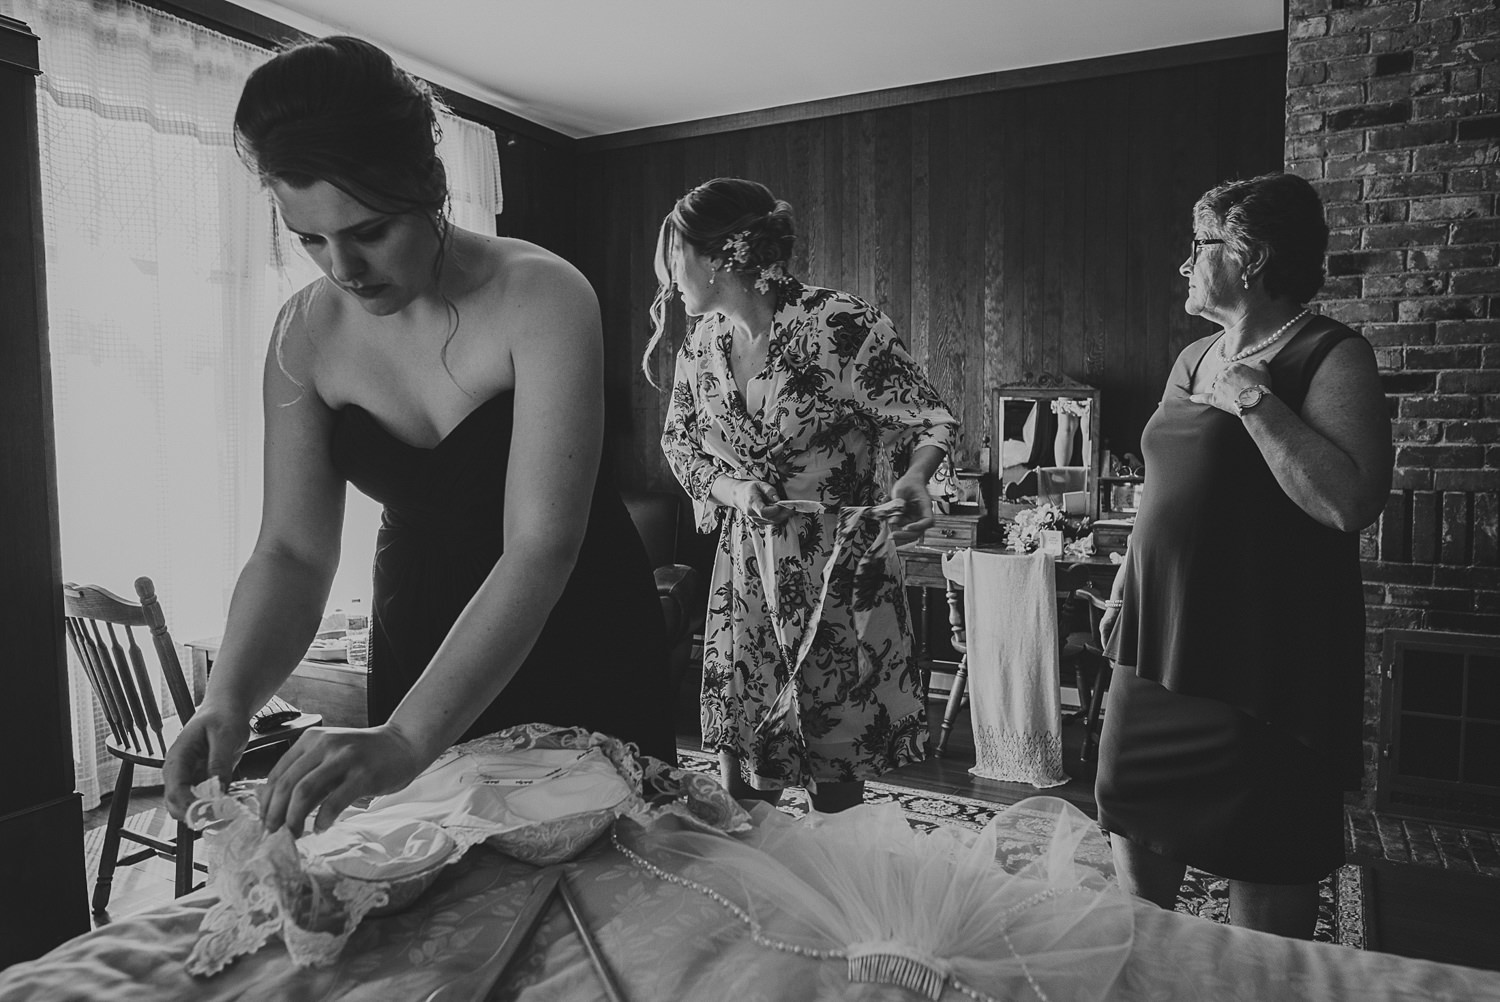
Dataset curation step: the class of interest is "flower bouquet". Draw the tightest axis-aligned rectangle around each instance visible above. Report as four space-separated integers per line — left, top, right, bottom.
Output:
1004 502 1091 554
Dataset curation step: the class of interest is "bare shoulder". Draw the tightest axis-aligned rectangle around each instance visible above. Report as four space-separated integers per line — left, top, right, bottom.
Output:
468 233 599 339
264 277 348 403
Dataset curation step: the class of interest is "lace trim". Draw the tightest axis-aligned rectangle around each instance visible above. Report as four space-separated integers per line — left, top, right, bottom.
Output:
184 785 401 975
969 726 1069 788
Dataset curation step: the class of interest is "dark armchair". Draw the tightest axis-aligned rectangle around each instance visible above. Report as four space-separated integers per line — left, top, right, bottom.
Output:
622 490 706 693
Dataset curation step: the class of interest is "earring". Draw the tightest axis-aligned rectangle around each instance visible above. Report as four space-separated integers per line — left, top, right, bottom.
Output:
709 269 717 286
1242 273 1251 289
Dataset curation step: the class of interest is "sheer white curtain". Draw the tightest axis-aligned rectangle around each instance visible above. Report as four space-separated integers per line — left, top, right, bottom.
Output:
5 0 502 808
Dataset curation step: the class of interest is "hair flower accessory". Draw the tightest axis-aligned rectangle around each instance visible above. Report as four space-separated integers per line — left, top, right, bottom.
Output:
755 261 790 293
725 229 754 267
720 229 794 294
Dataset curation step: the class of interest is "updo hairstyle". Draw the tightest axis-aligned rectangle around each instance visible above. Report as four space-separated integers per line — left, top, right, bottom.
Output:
1193 171 1328 304
234 35 449 224
643 177 797 383
237 36 469 384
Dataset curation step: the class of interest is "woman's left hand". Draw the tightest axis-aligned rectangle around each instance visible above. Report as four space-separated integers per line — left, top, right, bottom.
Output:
887 475 935 546
1189 359 1272 415
259 723 428 836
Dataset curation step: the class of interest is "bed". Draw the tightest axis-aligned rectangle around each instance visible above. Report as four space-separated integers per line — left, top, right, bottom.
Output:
3 727 1496 1002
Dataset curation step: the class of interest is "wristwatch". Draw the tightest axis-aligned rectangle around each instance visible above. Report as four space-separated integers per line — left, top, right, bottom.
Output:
1235 384 1272 417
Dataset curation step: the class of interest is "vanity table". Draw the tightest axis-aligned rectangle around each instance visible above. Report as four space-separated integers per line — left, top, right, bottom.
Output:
903 376 1115 756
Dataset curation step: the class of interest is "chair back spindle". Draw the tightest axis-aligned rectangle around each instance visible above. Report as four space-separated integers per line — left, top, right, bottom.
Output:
106 621 156 756
122 622 167 755
64 617 126 747
135 576 196 722
88 618 143 753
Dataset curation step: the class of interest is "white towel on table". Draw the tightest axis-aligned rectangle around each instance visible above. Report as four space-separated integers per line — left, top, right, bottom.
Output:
942 549 1069 788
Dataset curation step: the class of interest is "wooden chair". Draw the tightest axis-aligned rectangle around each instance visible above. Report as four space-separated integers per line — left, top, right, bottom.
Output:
1060 583 1112 764
63 576 320 914
621 490 706 693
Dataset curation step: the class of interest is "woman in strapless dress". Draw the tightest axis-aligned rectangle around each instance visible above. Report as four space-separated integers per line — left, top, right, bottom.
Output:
162 36 673 837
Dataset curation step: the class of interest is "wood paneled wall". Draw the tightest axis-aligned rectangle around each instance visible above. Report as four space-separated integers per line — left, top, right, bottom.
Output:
574 51 1287 492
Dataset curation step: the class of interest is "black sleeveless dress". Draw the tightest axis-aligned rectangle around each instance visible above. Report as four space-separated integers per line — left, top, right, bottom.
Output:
1095 317 1365 884
330 390 677 765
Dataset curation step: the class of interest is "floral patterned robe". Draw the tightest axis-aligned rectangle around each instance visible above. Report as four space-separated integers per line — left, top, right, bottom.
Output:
662 281 958 790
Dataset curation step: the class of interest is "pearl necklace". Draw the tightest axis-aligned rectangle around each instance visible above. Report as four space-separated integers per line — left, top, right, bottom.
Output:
1218 308 1310 364
1209 308 1309 392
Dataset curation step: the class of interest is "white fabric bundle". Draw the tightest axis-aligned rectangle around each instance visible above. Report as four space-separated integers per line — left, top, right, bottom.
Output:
183 725 651 975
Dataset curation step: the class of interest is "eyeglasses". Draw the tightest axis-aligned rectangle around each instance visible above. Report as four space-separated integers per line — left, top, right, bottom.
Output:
1188 238 1225 264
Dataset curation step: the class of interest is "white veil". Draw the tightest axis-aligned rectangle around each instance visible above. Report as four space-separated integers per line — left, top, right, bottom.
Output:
613 796 1133 1002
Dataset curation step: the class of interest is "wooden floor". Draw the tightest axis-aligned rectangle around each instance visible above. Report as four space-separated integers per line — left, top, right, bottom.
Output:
79 691 1500 974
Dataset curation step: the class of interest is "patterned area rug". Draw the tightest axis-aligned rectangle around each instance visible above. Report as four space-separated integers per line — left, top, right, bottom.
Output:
676 747 1366 948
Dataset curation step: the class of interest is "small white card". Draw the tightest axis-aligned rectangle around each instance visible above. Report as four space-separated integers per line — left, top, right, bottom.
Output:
1039 528 1065 556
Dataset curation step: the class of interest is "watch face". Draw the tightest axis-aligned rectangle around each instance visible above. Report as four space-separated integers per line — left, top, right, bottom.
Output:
1237 386 1265 410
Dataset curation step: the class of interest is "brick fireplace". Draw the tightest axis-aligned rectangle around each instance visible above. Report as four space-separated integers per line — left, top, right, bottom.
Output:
1284 0 1499 812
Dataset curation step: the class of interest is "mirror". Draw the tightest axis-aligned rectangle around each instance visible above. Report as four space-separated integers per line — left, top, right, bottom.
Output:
990 380 1102 520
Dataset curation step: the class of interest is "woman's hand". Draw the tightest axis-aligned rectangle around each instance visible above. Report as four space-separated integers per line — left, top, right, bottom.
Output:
1189 359 1271 415
258 723 428 836
162 705 252 820
1100 603 1122 646
725 478 793 527
887 474 935 546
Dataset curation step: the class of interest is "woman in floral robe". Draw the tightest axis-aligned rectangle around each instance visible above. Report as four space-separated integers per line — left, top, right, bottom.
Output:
648 178 958 812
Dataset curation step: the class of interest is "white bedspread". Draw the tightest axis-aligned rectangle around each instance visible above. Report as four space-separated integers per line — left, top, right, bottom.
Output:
3 836 1496 1001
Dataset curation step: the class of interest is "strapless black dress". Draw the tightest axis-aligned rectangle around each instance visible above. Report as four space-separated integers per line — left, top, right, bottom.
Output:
331 390 676 764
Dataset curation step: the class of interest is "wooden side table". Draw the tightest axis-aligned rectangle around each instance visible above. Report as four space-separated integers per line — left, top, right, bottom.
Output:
185 638 369 728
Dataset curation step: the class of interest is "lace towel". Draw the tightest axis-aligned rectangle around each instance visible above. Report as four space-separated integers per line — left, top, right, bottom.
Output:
943 549 1069 787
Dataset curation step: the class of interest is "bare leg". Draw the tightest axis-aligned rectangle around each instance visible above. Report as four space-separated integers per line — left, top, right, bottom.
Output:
808 780 865 814
1054 412 1080 466
1110 833 1187 910
1228 880 1320 939
718 750 782 807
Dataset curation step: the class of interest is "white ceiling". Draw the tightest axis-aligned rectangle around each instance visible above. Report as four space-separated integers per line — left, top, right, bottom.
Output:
238 0 1284 139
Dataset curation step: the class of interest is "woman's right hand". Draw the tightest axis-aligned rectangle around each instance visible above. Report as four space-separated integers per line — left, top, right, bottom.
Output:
726 478 793 527
162 704 253 820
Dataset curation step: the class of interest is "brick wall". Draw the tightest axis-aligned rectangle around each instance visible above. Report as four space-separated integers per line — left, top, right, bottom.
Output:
1285 0 1499 799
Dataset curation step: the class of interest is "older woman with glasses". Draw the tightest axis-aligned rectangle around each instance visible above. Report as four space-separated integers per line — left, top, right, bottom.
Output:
1093 172 1392 938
